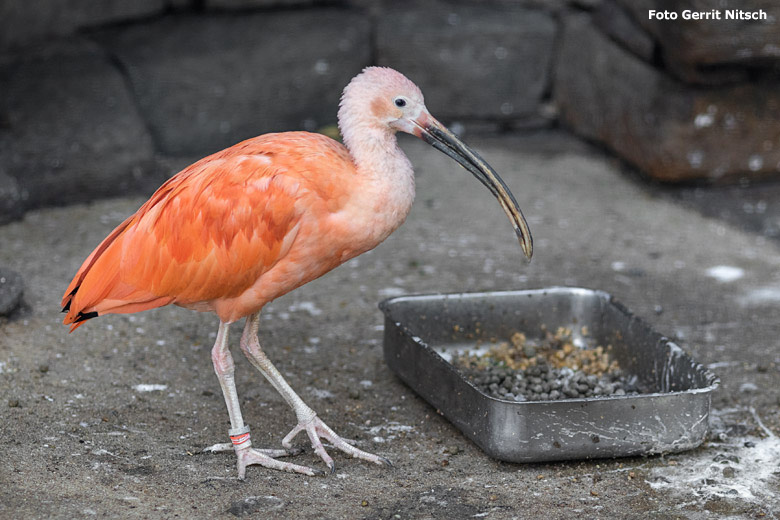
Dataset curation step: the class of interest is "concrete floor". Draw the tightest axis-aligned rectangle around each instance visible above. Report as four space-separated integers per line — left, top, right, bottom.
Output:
1 133 778 518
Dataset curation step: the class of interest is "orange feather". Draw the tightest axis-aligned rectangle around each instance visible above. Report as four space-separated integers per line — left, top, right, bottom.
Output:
62 132 360 329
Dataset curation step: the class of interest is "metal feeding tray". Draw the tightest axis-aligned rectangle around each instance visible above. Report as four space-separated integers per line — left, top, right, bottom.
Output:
379 287 719 463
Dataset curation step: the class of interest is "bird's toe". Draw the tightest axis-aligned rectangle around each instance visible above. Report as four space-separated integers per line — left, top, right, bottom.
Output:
377 456 393 467
235 447 318 478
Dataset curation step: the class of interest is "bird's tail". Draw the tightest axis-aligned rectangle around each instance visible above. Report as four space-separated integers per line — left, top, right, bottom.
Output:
62 216 172 332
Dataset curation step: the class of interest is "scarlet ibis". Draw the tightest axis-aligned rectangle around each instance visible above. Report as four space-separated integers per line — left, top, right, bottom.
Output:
62 67 532 478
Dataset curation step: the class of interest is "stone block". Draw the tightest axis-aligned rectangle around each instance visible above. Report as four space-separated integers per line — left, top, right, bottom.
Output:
554 15 780 182
0 0 165 50
615 0 780 83
0 39 158 210
376 0 556 121
95 10 371 156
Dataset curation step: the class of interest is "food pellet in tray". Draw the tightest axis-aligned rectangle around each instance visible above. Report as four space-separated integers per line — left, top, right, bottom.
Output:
454 327 643 402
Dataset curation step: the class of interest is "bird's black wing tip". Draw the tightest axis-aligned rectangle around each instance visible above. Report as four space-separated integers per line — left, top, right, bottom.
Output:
74 311 98 323
62 286 80 313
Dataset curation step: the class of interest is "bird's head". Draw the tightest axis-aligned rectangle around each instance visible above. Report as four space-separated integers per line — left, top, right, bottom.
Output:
339 67 533 260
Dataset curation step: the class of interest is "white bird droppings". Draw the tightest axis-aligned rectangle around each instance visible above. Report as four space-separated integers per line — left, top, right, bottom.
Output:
308 388 335 400
133 384 168 392
648 407 780 507
705 265 745 283
378 287 406 298
366 422 415 443
740 382 758 393
288 301 322 316
738 286 780 306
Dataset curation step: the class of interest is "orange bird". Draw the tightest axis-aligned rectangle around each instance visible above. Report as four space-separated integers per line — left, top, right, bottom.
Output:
62 67 533 478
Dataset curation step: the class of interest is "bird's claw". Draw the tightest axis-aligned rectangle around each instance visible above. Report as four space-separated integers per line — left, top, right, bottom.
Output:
282 415 389 471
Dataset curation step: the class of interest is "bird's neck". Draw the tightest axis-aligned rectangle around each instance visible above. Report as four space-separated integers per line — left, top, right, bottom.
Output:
343 124 414 187
340 124 416 233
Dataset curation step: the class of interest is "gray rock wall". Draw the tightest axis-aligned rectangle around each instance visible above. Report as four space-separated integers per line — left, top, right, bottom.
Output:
555 15 780 182
0 0 778 224
95 10 371 156
0 0 167 50
615 0 780 84
0 39 160 210
376 1 556 122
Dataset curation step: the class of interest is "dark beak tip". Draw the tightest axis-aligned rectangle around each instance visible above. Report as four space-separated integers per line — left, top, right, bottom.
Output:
521 243 533 262
515 227 533 260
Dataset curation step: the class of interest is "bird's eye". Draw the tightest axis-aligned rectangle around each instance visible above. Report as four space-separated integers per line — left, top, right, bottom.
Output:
394 97 407 108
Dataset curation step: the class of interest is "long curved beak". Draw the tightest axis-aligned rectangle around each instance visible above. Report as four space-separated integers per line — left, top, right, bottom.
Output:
411 113 533 260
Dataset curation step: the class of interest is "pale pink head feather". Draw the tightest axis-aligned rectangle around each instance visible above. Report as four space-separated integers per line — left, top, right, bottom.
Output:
338 67 426 154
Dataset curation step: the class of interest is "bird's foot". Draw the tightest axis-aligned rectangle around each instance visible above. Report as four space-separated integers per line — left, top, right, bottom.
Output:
282 415 391 473
205 426 315 478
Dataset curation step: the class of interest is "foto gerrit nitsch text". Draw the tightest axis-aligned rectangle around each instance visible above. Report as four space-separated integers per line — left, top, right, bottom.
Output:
649 9 768 20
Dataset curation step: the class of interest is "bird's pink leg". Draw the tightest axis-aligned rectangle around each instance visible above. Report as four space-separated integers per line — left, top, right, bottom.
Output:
240 313 390 472
208 320 319 478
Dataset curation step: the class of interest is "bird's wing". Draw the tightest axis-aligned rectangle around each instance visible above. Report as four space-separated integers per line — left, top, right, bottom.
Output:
63 132 353 325
122 155 304 303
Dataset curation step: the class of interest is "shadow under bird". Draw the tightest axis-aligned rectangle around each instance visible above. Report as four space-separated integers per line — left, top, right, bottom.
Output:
62 67 533 478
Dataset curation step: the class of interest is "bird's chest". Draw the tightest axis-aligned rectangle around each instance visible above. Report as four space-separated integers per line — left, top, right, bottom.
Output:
330 170 415 261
